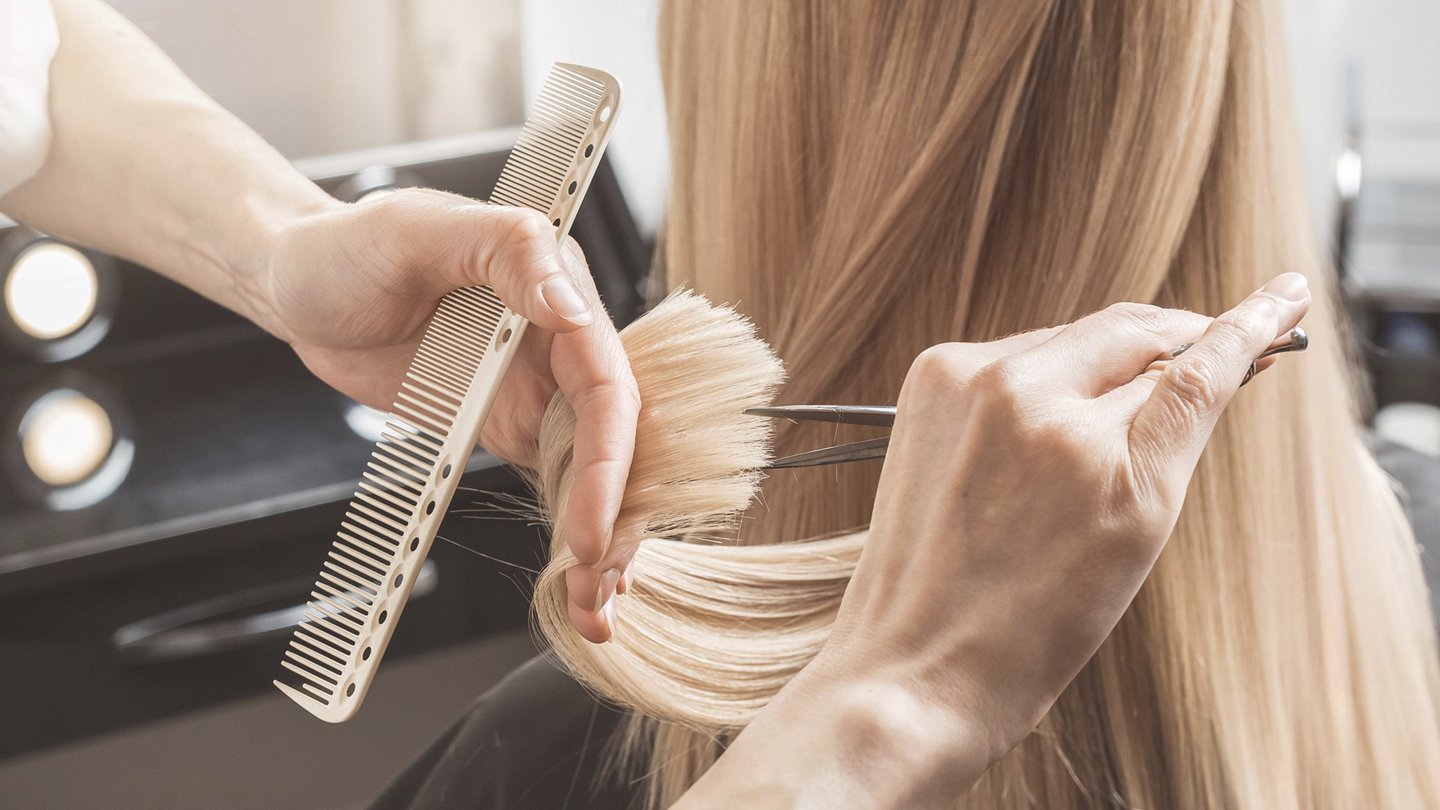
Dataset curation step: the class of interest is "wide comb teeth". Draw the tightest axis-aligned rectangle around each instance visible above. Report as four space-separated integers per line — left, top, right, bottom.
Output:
276 63 621 722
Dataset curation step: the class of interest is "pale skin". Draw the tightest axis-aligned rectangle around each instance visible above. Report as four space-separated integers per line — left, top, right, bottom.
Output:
4 1 1310 805
1 0 637 642
677 275 1311 807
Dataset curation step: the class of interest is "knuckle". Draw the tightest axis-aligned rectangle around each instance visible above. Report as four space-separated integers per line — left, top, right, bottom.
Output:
907 344 966 388
1104 301 1169 334
900 344 972 412
485 209 558 288
971 356 1030 398
1215 297 1277 350
1160 359 1223 416
501 207 552 244
964 358 1035 427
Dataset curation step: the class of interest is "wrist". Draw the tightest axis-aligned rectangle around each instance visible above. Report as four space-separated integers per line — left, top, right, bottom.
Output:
219 178 339 342
681 666 996 809
787 667 997 800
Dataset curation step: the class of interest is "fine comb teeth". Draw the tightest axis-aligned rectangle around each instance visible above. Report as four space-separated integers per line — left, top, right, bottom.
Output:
275 63 622 723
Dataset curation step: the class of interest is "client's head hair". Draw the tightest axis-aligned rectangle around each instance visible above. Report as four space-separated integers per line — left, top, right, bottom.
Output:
532 0 1440 806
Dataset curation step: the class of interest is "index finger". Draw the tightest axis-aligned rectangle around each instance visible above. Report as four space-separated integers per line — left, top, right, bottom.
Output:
547 239 640 568
1125 273 1310 486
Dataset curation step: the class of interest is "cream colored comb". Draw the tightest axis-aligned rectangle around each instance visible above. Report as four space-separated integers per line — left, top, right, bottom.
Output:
274 63 622 722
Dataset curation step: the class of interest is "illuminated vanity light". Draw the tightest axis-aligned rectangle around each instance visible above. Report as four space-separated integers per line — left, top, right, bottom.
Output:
4 243 99 340
20 389 114 486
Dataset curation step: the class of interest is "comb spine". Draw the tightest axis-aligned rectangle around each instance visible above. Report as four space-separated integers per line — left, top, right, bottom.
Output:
277 64 623 723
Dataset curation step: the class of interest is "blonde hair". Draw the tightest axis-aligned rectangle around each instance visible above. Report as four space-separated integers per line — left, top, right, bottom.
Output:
532 0 1440 806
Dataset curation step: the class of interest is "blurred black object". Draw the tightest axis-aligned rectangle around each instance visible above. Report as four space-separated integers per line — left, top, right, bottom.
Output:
0 132 648 759
1333 68 1440 416
1341 172 1440 412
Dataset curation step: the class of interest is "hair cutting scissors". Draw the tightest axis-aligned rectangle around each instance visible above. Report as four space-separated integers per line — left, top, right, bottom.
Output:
747 327 1308 469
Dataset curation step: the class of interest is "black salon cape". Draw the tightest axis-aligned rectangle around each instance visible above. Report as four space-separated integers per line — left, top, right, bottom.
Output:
371 654 633 810
373 439 1440 810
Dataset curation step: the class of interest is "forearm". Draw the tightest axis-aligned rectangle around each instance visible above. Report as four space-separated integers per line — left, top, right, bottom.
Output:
0 0 337 339
674 668 994 809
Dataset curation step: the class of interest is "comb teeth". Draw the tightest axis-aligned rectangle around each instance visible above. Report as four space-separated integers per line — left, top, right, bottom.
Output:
276 289 505 712
491 65 609 214
277 63 622 723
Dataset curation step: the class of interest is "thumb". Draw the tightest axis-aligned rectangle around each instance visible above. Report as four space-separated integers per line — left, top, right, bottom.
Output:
367 190 596 333
1125 273 1309 495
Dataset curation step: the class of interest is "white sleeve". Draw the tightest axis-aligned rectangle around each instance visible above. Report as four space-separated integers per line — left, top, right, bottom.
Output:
0 0 57 198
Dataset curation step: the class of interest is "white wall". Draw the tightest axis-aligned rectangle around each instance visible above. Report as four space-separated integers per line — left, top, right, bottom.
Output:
1284 0 1440 236
524 0 1440 245
111 0 1436 246
519 0 666 237
110 0 522 160
1282 0 1352 236
1346 0 1440 180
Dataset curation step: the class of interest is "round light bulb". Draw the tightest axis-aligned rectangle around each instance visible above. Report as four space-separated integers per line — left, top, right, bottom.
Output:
20 390 115 486
4 243 99 340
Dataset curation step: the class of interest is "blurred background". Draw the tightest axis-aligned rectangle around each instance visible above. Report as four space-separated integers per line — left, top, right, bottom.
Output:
0 1 1436 807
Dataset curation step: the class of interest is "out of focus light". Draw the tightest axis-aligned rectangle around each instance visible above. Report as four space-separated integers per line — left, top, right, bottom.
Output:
20 390 114 486
1336 148 1363 201
344 401 391 443
1375 402 1440 459
13 387 134 510
4 243 98 340
356 186 398 204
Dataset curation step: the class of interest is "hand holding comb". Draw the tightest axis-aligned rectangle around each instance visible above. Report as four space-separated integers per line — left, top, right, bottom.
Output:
274 64 622 722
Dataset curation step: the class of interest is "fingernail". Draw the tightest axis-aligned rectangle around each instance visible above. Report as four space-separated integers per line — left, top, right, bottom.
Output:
594 567 621 615
619 561 634 595
1262 273 1309 303
540 276 594 326
602 598 617 642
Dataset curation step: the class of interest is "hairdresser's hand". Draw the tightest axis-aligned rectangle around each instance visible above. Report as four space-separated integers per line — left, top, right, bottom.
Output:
680 274 1311 808
264 190 639 564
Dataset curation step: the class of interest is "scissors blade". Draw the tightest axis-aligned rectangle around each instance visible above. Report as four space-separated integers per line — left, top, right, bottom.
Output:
745 405 897 428
766 437 890 469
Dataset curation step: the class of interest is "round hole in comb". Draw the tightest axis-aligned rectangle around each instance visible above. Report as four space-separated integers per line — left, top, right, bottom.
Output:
567 181 578 195
499 328 512 345
552 218 560 227
377 610 388 625
584 144 594 158
599 106 611 122
394 573 404 588
346 683 356 697
441 463 452 479
362 646 372 661
409 537 419 552
425 500 436 515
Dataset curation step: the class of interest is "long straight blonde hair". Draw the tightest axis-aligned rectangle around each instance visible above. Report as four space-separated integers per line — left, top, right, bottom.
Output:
532 0 1440 806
